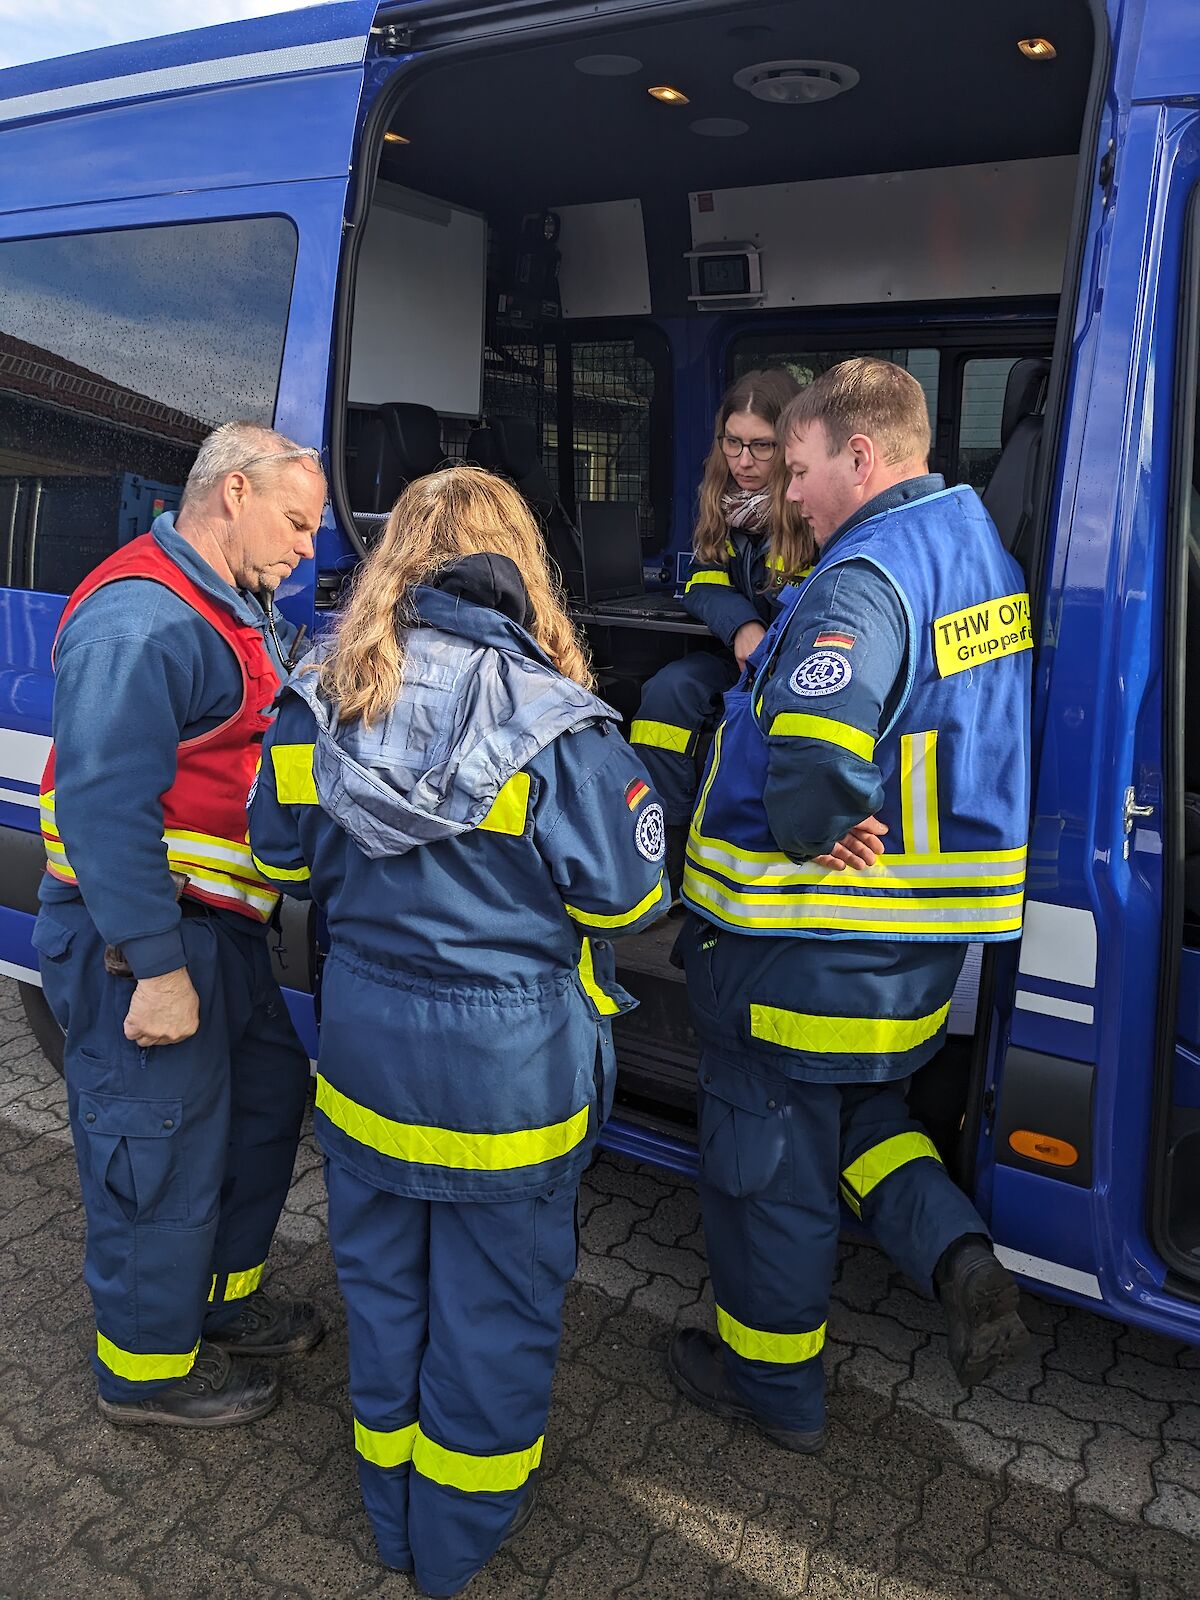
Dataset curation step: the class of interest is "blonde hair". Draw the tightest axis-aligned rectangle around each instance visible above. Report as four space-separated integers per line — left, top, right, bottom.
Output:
693 369 815 582
319 466 593 726
780 356 931 466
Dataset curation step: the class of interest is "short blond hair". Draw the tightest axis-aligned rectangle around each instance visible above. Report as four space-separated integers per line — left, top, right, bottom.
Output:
780 357 931 466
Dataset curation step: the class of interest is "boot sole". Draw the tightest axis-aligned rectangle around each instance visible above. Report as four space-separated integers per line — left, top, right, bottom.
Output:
947 1262 1030 1387
667 1344 825 1454
206 1323 325 1360
97 1386 279 1429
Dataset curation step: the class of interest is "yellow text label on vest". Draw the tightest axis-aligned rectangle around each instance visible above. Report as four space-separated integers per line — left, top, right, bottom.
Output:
933 592 1032 678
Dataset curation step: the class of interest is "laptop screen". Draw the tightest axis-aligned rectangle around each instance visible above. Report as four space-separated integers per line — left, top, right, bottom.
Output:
579 501 644 603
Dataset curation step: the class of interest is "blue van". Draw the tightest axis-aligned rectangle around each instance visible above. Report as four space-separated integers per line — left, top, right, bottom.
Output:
1 0 1198 1347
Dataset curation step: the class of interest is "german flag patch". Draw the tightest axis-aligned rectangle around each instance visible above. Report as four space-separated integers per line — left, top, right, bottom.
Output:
625 777 650 810
814 630 856 651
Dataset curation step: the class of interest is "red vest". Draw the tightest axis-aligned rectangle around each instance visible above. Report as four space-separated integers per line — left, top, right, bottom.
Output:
39 533 282 923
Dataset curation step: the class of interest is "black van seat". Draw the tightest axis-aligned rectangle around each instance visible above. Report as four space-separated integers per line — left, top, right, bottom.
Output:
982 357 1051 573
465 415 585 598
345 401 444 514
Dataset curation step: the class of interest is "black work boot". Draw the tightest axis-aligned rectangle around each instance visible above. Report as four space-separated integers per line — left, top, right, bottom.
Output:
97 1341 278 1429
205 1290 324 1358
667 1328 825 1454
935 1234 1030 1387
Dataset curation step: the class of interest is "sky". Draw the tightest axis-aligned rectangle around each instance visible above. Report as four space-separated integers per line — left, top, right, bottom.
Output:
0 2 326 71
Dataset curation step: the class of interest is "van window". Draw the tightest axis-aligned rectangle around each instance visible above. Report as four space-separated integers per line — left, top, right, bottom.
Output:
730 342 941 432
957 356 1022 489
0 217 297 595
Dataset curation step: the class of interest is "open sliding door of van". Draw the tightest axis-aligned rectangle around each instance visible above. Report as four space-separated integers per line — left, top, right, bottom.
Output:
980 0 1200 1339
0 0 385 1032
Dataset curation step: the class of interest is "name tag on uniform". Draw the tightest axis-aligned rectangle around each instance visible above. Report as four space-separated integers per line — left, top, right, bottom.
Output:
933 592 1033 677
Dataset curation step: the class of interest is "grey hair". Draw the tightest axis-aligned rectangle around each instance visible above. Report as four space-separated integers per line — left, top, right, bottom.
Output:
181 420 324 509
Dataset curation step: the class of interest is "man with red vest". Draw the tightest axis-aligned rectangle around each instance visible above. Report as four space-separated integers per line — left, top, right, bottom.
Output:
34 421 327 1427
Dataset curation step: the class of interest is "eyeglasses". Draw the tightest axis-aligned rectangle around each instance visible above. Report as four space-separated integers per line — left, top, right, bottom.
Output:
720 434 777 462
240 445 325 473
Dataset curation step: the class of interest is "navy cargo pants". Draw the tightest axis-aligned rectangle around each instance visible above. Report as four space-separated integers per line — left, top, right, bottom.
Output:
33 897 310 1401
326 1159 578 1597
631 652 738 824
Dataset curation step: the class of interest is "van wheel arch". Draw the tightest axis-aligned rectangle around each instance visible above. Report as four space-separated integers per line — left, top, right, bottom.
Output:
19 983 64 1077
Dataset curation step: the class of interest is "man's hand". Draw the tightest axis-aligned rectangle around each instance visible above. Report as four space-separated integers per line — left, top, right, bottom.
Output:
733 621 767 671
814 816 888 873
123 966 200 1047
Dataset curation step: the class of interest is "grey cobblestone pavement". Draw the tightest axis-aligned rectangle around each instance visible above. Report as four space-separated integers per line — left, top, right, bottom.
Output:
1 975 1197 1598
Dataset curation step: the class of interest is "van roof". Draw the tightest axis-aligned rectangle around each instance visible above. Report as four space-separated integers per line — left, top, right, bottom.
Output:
0 0 378 129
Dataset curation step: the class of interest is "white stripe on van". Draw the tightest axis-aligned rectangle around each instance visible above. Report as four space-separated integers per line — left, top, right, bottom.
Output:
0 36 368 127
1017 900 1097 989
0 728 51 786
1014 990 1095 1025
993 1246 1102 1301
0 787 37 810
0 959 40 985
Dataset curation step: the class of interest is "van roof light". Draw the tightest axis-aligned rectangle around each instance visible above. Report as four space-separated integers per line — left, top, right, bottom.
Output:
1018 38 1057 61
383 132 410 145
648 85 690 105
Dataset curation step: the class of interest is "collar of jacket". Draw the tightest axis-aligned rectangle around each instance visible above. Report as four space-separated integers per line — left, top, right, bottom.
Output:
820 473 947 560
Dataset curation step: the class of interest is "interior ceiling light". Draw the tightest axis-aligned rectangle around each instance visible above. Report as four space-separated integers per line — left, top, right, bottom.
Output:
1018 37 1057 61
574 53 643 76
733 59 859 105
691 117 749 138
648 85 690 105
383 132 410 145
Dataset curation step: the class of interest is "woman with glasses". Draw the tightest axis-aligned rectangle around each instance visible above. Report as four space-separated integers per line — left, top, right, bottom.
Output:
630 369 814 889
248 466 666 1597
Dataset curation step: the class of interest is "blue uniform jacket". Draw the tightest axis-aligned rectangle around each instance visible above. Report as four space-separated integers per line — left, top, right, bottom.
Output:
39 512 297 979
248 555 668 1201
681 527 779 646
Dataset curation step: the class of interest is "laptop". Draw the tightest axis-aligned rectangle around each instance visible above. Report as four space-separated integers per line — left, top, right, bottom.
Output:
578 501 690 619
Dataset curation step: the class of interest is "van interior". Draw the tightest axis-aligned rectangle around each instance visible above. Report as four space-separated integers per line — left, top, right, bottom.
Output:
335 0 1102 1192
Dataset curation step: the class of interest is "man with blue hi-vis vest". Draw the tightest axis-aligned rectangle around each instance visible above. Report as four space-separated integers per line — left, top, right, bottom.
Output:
669 358 1032 1453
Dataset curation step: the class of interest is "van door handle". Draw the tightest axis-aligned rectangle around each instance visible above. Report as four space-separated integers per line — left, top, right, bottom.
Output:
1123 785 1154 833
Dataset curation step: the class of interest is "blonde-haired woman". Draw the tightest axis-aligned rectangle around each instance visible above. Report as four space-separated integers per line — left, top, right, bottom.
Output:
631 369 814 885
249 467 666 1597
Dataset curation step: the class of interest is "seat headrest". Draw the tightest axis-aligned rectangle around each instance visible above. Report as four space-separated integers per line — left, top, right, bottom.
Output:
380 401 444 481
1000 358 1051 448
487 416 543 481
464 426 503 473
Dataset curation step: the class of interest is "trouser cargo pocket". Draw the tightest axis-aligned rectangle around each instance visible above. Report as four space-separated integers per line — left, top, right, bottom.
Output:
77 1091 187 1223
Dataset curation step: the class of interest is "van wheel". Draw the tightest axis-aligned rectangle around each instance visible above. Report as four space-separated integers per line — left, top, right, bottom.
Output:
19 983 64 1076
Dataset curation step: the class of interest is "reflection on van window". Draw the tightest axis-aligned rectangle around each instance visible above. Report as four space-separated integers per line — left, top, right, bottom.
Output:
731 343 940 434
0 217 298 595
958 356 1021 489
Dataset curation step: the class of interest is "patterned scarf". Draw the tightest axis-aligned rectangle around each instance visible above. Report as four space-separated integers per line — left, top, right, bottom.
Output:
721 486 772 533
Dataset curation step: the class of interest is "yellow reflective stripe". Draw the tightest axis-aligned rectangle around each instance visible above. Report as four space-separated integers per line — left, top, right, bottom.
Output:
840 1133 943 1218
412 1428 543 1493
684 867 1023 935
715 1305 826 1365
749 1001 950 1056
477 770 531 837
315 1076 590 1171
767 713 876 762
164 856 278 917
685 831 1026 889
923 733 941 856
630 719 692 754
577 938 620 1016
96 1331 198 1383
252 852 311 883
222 1263 265 1302
355 1418 418 1469
564 875 665 930
161 828 257 868
686 570 732 590
272 742 319 806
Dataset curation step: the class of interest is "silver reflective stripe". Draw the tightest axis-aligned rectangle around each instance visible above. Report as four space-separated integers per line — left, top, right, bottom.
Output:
0 36 367 126
687 833 1025 886
686 872 1023 926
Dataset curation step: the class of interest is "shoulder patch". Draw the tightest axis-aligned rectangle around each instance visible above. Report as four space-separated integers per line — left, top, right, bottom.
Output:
625 777 651 811
813 630 856 651
789 650 853 698
635 802 666 862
